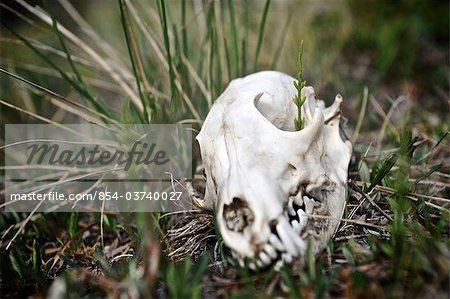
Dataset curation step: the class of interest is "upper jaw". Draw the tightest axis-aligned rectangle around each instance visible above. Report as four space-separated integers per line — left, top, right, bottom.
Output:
229 187 328 271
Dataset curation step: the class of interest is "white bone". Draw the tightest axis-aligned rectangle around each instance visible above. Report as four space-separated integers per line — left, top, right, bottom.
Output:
196 71 352 265
263 243 277 259
277 219 299 256
259 251 271 265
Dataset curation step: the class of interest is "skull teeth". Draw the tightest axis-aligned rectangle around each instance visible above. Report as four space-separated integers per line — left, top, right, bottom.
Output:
282 252 293 263
287 196 298 216
269 233 285 251
232 194 320 271
256 259 263 268
276 219 299 256
291 219 301 234
263 243 278 259
303 196 315 214
287 194 308 224
259 251 271 265
238 258 245 268
298 209 308 227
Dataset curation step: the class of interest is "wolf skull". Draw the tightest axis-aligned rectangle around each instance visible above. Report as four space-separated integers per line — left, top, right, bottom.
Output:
196 71 352 269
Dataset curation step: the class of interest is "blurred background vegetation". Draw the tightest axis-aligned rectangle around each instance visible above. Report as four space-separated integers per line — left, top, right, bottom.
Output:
0 0 448 298
1 0 448 124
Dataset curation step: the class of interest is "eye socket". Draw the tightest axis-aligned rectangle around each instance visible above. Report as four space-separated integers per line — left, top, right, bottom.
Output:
253 93 298 132
223 197 254 233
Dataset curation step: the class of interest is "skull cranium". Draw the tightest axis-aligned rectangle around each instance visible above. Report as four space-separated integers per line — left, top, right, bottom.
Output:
196 71 352 269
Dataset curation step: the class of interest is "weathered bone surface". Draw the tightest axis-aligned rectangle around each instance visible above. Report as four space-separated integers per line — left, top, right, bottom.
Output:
196 71 352 270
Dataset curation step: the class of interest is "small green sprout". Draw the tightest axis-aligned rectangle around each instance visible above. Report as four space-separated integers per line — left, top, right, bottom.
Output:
292 40 307 131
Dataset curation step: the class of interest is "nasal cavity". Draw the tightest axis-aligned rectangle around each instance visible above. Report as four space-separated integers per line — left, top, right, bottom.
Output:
223 197 254 233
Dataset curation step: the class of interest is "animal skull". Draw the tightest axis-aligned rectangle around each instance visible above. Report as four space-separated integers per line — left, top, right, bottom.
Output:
196 71 352 269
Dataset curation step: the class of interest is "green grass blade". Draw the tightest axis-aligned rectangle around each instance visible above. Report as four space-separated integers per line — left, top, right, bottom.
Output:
205 1 215 105
205 2 221 100
119 0 150 123
173 22 181 66
417 132 448 163
227 0 239 77
171 22 184 114
68 212 79 237
157 0 176 99
223 38 232 82
32 240 42 277
367 153 398 192
241 38 246 75
44 0 84 87
214 32 222 99
414 164 442 186
181 0 189 58
208 30 215 107
122 98 145 124
253 0 271 71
